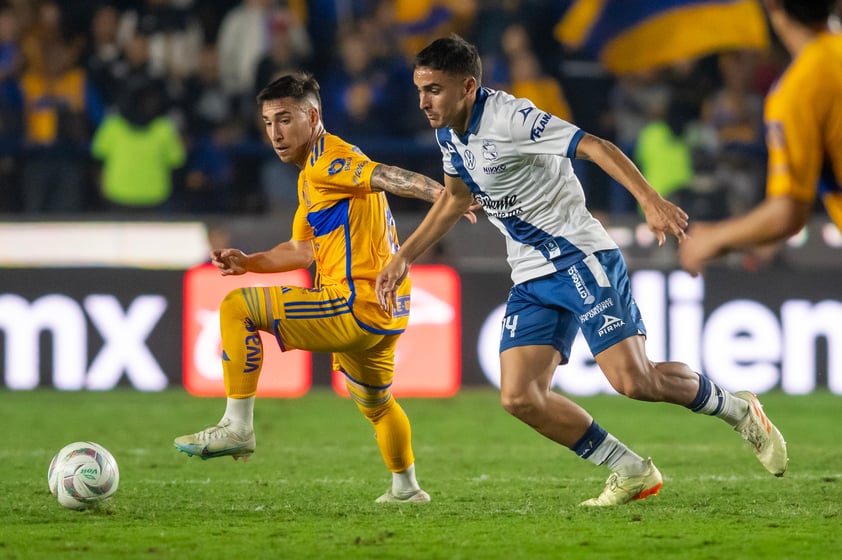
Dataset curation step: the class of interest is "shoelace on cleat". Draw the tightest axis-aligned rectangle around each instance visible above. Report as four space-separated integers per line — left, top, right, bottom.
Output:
740 420 768 452
191 425 235 442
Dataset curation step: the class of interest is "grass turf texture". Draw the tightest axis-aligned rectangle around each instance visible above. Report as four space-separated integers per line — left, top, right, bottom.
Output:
1 388 839 559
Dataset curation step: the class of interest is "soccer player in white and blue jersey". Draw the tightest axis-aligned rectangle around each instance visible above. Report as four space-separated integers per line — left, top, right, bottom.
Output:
376 35 789 506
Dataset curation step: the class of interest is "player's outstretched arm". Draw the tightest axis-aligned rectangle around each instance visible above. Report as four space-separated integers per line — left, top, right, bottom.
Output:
376 175 474 311
371 164 478 223
575 133 688 246
210 239 314 276
678 195 811 276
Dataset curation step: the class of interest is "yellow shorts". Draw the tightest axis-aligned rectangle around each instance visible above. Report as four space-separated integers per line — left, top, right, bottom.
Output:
243 284 399 389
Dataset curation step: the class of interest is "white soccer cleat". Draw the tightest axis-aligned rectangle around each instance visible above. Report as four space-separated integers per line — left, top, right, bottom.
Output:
580 458 663 507
375 489 431 503
734 391 788 477
174 418 256 461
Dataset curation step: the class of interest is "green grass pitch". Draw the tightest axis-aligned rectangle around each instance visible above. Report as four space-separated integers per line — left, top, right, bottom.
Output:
2 388 840 559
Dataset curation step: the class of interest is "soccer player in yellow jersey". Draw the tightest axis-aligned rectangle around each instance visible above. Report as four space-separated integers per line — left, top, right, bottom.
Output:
175 72 474 503
680 0 842 275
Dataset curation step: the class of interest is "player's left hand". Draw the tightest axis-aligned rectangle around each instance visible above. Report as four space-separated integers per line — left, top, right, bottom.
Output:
643 197 689 246
210 248 249 275
376 255 410 312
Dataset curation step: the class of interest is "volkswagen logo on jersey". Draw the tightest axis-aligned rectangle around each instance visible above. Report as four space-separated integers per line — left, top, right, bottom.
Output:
464 149 476 170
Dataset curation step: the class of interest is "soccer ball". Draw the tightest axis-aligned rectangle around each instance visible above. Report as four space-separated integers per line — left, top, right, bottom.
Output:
47 442 120 510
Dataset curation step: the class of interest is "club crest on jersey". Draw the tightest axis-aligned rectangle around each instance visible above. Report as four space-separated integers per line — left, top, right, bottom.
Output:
482 141 498 161
464 149 476 170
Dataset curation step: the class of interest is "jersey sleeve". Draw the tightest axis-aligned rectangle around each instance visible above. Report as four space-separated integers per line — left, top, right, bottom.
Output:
290 195 313 241
435 128 459 176
309 135 378 197
764 58 825 204
507 98 585 159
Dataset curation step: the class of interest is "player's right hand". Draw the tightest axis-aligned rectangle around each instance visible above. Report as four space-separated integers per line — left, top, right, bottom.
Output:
210 248 249 276
376 255 410 312
643 197 689 246
462 201 482 224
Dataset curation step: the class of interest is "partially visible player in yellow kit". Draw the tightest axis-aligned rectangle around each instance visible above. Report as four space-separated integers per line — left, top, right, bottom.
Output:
175 72 474 503
680 0 842 275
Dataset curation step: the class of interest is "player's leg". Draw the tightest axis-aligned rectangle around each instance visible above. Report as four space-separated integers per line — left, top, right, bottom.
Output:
174 286 274 460
595 336 744 418
175 285 362 461
586 249 787 476
499 282 661 506
596 337 788 476
335 336 429 503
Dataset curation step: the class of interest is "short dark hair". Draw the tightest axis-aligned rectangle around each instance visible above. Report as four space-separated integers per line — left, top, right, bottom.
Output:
256 72 322 113
781 0 835 24
414 34 482 84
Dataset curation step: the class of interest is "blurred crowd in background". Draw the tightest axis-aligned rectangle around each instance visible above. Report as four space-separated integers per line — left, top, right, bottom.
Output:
0 0 828 222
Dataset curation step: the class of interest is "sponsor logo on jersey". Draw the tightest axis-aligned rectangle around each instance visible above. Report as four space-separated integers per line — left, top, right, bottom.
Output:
518 107 534 125
597 314 625 337
353 161 367 185
579 297 614 324
464 149 476 170
327 157 350 175
530 112 551 141
482 141 498 161
568 265 596 304
475 192 518 211
483 163 507 174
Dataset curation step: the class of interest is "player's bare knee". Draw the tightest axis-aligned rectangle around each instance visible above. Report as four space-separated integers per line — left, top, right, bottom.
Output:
500 391 542 422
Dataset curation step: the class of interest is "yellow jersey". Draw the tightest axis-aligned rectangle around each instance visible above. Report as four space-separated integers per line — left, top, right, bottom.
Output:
292 133 411 334
765 31 842 230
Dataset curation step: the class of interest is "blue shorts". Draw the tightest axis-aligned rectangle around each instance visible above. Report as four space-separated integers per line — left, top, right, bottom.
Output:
499 249 646 363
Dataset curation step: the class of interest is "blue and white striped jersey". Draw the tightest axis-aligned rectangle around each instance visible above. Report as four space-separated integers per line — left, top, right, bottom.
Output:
436 87 617 285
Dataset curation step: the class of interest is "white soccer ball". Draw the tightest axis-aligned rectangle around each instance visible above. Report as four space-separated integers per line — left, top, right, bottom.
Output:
48 442 120 510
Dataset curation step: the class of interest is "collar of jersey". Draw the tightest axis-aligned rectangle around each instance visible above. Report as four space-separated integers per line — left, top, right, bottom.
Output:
452 87 490 144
